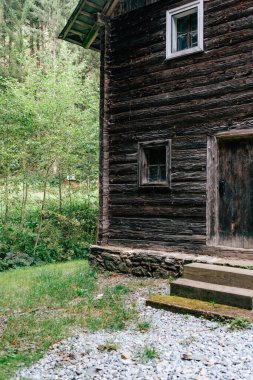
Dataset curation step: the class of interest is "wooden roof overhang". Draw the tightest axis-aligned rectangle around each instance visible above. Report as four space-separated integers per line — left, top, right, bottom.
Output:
59 0 119 50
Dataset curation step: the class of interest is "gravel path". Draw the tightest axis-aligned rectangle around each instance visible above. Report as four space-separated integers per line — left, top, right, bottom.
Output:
15 283 253 380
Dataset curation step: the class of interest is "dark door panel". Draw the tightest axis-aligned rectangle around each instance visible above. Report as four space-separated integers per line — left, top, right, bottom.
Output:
218 138 253 248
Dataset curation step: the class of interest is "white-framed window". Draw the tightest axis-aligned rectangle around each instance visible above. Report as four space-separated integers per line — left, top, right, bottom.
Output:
166 0 204 60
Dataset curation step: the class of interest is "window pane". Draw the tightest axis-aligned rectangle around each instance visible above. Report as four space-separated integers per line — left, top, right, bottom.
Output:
147 147 166 165
147 149 158 165
156 147 166 164
177 33 188 51
149 165 159 182
191 31 198 47
160 166 166 181
177 14 190 34
191 11 197 30
176 10 198 52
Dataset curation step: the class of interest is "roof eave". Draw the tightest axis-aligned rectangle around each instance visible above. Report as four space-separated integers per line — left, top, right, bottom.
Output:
58 0 119 50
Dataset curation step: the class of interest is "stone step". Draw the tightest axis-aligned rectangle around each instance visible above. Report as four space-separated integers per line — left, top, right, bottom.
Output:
183 263 253 290
146 295 253 323
170 278 253 309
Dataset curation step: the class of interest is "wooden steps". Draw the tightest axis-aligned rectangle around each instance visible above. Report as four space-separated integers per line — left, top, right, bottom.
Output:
170 263 253 310
171 278 253 309
183 263 253 290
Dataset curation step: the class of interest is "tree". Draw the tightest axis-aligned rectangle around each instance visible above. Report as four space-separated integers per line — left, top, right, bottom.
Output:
0 0 100 266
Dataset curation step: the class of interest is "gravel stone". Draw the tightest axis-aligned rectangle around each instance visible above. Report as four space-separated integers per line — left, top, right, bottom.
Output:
14 286 253 380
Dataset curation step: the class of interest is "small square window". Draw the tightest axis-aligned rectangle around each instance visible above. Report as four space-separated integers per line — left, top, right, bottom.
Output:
138 141 171 187
166 0 204 60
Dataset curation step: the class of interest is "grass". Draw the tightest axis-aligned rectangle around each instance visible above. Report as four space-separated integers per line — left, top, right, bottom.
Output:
97 340 118 352
137 321 151 332
139 346 160 362
168 276 175 284
229 317 252 331
0 260 136 380
208 300 218 307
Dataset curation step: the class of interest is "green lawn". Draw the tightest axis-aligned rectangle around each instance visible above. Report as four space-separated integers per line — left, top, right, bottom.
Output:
0 261 135 379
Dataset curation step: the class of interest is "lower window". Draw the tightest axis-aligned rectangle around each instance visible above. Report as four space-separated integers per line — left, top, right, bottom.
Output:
138 140 171 187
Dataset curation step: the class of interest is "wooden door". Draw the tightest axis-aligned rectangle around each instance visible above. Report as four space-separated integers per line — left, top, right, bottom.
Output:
218 137 253 248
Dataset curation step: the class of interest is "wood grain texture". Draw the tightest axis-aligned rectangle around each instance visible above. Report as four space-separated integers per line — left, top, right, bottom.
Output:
184 263 253 290
218 137 253 248
114 0 160 16
99 0 253 254
171 278 253 309
98 27 110 244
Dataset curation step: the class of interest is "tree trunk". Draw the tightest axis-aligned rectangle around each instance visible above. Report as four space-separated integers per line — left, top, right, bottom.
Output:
4 167 9 224
20 160 28 227
58 163 62 213
33 164 51 256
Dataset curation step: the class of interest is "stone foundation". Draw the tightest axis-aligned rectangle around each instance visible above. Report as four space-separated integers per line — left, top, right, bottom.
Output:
89 245 253 278
89 245 184 277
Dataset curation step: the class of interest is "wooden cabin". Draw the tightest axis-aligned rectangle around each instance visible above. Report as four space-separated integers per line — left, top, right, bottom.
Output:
60 0 253 277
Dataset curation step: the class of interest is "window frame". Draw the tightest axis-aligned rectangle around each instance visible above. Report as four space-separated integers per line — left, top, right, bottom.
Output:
138 140 171 188
166 0 204 60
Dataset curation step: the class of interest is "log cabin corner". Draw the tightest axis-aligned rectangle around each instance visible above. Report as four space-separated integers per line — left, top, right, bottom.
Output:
60 0 253 278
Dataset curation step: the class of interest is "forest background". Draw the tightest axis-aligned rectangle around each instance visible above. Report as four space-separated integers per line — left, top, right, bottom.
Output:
0 0 100 271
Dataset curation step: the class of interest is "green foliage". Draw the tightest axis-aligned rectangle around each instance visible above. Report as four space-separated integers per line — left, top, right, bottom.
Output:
0 252 36 272
137 321 151 332
0 195 98 271
113 284 131 296
208 300 217 307
229 317 252 331
87 284 136 331
139 346 160 362
168 276 175 284
0 0 100 271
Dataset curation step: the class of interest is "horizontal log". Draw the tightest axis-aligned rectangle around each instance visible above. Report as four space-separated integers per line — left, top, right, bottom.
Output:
109 205 206 218
99 0 253 250
110 90 253 123
110 194 206 206
110 74 253 114
109 182 206 194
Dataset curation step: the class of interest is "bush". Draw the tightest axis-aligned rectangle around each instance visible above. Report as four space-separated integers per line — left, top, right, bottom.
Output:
0 251 38 271
0 195 98 271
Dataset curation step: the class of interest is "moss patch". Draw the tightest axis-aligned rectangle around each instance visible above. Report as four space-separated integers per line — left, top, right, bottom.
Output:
147 295 253 323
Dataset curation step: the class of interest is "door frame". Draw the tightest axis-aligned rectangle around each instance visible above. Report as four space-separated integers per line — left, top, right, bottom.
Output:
207 129 253 249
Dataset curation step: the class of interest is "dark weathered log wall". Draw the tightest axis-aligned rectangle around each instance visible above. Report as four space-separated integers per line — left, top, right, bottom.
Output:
103 0 253 254
115 0 160 15
98 28 110 245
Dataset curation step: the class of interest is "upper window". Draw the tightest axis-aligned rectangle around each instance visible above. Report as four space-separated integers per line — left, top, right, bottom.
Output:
166 0 204 60
138 140 171 188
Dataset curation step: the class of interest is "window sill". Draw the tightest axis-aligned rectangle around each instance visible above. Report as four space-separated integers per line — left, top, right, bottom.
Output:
166 46 204 60
139 183 171 189
138 184 172 194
